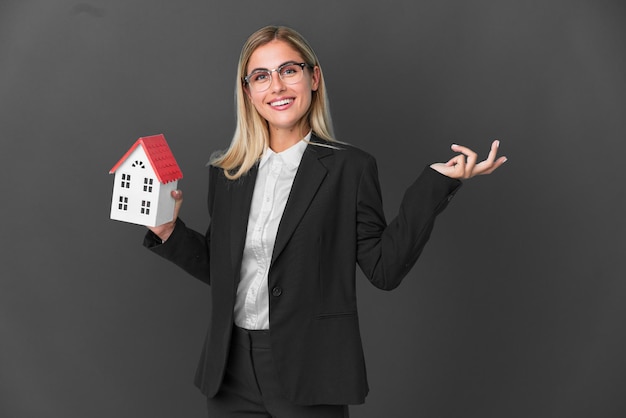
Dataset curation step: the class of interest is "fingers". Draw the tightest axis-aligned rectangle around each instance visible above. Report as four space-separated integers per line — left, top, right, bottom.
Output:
171 189 183 200
171 189 183 219
478 155 507 175
451 153 466 175
473 140 507 176
451 143 477 171
450 144 474 179
485 140 500 164
447 141 507 179
146 189 183 241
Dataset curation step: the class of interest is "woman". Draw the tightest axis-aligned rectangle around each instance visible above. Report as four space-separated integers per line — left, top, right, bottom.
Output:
144 25 506 417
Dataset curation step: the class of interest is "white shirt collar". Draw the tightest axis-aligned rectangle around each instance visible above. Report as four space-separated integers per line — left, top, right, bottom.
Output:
259 131 311 170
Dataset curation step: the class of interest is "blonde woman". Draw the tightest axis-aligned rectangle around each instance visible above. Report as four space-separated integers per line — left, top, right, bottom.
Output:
145 25 506 417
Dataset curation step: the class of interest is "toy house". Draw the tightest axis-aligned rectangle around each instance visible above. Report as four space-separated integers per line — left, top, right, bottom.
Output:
109 134 183 227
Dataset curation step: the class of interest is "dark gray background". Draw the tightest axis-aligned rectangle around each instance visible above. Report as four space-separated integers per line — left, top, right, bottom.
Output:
1 0 625 417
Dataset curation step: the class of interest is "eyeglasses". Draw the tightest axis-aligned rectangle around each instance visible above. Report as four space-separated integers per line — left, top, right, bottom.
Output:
244 62 310 92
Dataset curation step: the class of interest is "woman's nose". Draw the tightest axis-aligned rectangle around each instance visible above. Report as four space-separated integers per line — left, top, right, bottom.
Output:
270 72 286 92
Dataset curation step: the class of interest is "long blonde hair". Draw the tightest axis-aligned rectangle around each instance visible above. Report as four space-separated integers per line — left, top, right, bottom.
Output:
210 25 336 180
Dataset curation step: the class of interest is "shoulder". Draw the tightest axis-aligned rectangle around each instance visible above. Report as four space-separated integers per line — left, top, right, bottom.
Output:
207 164 258 190
309 135 375 166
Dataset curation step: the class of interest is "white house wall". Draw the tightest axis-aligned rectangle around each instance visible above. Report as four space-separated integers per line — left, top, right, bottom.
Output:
110 146 177 227
154 181 178 226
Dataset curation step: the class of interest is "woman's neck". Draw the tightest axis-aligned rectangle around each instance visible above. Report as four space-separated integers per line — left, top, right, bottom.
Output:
268 123 310 153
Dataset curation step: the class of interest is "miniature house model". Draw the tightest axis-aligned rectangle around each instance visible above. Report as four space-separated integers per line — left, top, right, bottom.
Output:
109 134 183 227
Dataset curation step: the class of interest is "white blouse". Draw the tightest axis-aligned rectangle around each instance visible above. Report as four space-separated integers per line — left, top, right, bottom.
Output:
233 134 310 330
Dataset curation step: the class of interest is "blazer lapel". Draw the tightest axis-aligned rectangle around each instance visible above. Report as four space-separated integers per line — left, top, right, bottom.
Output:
229 166 258 280
271 141 333 265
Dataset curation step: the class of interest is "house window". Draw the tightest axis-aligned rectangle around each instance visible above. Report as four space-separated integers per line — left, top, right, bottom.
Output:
141 200 151 215
143 178 154 192
132 160 146 168
118 196 128 211
121 173 131 188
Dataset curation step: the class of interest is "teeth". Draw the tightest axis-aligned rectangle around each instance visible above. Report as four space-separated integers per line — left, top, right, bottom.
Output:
271 99 293 106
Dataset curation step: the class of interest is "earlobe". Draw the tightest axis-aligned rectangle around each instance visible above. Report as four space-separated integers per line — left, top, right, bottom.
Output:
244 87 253 104
311 66 321 92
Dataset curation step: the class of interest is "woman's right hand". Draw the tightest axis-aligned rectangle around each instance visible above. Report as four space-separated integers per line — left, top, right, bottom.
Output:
147 189 183 242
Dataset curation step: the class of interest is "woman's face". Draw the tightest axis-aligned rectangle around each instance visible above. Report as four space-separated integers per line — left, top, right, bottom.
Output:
245 40 320 137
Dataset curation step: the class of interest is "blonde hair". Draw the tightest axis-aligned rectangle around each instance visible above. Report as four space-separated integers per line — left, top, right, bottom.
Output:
210 25 336 180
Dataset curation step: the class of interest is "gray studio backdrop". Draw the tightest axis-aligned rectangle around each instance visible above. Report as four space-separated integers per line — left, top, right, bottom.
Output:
1 0 625 417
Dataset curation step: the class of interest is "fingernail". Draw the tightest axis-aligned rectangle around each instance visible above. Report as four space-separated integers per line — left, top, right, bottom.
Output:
495 140 500 147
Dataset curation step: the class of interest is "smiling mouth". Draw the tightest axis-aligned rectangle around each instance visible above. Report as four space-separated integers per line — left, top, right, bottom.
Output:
270 98 294 107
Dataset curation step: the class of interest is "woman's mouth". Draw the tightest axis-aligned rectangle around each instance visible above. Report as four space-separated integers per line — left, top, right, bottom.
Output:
270 98 294 107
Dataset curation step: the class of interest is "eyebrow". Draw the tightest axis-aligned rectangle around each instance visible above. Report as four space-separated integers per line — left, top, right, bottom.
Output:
247 60 300 74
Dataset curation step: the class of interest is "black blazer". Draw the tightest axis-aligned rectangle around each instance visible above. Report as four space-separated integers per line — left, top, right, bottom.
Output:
145 136 461 405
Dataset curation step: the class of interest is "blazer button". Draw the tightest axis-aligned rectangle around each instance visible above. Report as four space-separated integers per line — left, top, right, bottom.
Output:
272 287 282 297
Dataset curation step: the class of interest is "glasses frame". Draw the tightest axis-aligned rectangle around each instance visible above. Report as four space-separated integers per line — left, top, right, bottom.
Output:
244 62 311 92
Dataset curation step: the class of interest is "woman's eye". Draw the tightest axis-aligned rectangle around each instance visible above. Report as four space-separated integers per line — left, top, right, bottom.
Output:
281 66 297 76
252 72 269 82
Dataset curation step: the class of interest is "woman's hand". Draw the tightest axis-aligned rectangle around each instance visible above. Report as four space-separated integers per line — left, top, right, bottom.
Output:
147 189 183 242
430 140 507 179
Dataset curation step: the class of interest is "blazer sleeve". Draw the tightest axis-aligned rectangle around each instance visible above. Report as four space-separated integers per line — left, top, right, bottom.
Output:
142 166 218 285
356 157 462 290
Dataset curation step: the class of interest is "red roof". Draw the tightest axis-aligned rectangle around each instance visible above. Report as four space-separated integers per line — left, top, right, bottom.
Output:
110 134 183 184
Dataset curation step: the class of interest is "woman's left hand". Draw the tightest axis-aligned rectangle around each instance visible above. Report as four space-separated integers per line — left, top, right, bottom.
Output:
430 140 507 179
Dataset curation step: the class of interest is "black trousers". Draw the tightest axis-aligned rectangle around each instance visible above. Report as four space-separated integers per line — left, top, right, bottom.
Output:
206 326 349 418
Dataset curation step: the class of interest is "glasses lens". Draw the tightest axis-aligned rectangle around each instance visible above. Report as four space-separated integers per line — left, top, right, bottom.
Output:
247 64 306 92
248 71 271 91
278 64 304 83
